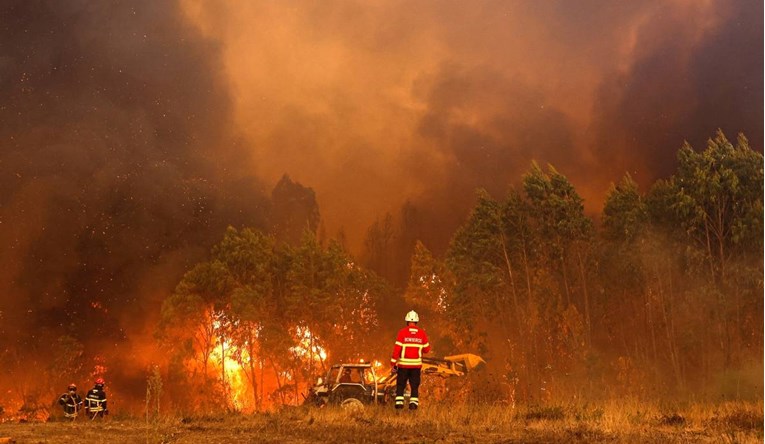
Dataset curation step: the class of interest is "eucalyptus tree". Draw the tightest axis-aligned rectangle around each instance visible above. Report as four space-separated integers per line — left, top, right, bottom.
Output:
159 258 232 383
446 190 510 351
523 163 594 340
647 130 763 376
216 227 277 410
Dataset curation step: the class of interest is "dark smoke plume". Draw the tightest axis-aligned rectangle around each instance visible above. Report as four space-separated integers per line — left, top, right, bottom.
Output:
591 0 763 186
0 0 267 381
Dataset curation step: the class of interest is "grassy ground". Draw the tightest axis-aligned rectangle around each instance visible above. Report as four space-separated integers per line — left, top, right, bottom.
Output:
0 400 761 443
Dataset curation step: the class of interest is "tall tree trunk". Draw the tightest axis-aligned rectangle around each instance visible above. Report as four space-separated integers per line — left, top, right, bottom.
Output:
318 347 327 373
291 350 301 405
220 340 227 404
270 359 285 405
558 239 571 307
576 250 591 346
561 252 571 307
201 346 210 383
521 241 533 299
715 197 728 282
198 313 216 383
656 264 683 390
259 358 265 411
309 330 315 381
500 234 520 324
293 365 300 405
703 217 716 283
520 237 535 405
248 339 258 411
646 288 658 375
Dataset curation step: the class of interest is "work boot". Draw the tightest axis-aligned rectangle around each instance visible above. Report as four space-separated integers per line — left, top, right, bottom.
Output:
409 403 418 410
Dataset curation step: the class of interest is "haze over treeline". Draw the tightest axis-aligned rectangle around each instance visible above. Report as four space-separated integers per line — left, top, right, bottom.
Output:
156 132 762 412
0 0 761 414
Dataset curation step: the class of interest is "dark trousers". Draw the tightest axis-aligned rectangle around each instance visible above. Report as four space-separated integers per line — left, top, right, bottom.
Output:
395 367 421 408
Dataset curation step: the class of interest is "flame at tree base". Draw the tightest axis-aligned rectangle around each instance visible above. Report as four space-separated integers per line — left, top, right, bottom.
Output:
206 324 328 412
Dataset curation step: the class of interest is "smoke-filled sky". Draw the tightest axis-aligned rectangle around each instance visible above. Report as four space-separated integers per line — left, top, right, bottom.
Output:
0 0 270 352
182 0 762 247
0 0 761 362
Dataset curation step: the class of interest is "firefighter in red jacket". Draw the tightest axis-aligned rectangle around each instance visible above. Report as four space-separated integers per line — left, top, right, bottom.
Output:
390 310 430 410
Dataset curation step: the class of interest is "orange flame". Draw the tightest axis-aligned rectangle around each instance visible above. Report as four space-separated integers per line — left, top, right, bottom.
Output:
210 337 249 411
207 321 328 410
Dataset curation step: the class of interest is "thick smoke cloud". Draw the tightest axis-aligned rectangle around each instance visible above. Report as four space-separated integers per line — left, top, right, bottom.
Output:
182 0 762 250
591 0 764 185
0 0 267 359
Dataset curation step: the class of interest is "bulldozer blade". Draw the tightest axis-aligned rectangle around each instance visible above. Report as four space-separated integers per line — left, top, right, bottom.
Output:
443 354 486 371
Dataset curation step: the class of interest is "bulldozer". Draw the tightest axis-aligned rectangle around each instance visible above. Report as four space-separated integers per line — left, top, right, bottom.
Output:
304 354 485 409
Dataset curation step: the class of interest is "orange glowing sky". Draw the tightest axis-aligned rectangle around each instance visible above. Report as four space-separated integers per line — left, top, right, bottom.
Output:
179 0 760 247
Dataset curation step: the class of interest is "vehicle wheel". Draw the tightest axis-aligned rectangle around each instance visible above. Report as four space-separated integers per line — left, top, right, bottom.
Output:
340 398 364 412
329 385 368 405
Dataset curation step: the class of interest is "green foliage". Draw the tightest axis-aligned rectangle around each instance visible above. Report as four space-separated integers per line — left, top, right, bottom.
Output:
523 162 592 247
446 190 507 349
600 175 648 294
405 240 450 314
598 130 764 395
441 166 598 400
447 190 505 293
522 162 593 312
648 130 763 280
159 226 388 410
602 174 647 243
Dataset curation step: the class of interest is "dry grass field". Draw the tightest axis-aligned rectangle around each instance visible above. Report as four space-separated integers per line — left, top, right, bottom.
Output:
0 400 761 443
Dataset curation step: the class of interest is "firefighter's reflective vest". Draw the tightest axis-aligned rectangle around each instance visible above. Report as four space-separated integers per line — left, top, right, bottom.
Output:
58 393 83 418
85 387 107 413
391 325 430 368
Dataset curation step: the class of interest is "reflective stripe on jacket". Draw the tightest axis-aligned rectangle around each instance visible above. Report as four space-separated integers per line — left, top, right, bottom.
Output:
58 394 83 415
391 325 430 368
85 388 107 411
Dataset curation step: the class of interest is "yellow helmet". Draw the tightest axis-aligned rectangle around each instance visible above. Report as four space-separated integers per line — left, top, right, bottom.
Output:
405 310 419 323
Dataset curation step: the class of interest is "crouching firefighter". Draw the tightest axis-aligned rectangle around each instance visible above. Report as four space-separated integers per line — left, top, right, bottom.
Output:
58 383 83 420
85 378 108 419
390 310 430 410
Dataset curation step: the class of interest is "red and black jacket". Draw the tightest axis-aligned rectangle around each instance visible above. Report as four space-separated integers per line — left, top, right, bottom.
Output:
391 325 430 368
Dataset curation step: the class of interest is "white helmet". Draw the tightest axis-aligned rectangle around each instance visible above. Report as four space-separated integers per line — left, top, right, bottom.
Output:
405 310 419 323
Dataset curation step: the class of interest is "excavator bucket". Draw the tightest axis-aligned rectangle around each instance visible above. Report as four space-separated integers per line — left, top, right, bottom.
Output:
443 354 486 372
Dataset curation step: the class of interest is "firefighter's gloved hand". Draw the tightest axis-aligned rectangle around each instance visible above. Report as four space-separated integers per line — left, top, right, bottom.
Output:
391 366 397 375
